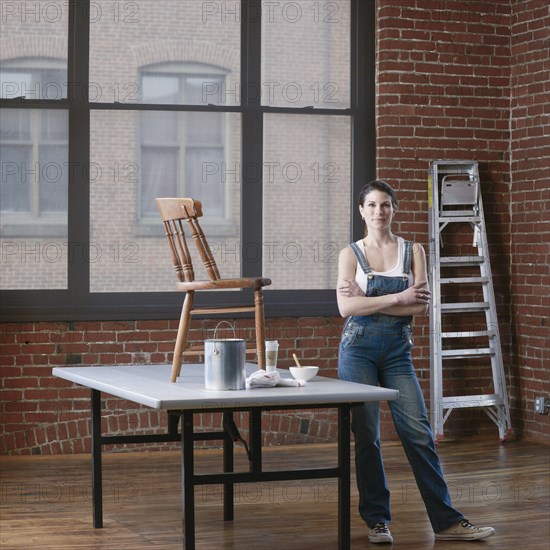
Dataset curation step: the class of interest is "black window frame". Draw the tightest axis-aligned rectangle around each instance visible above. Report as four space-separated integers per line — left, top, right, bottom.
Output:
0 0 375 322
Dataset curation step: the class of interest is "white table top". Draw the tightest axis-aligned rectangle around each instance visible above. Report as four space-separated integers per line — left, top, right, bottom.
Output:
52 364 399 411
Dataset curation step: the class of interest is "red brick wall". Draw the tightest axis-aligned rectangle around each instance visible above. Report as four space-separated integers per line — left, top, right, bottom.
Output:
1 0 549 455
376 0 514 438
375 0 549 444
0 318 344 455
510 0 550 442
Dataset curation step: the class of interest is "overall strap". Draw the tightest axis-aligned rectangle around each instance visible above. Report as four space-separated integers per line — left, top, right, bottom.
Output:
402 240 414 275
349 242 372 274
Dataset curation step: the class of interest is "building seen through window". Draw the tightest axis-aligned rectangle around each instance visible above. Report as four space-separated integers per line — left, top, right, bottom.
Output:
0 0 371 317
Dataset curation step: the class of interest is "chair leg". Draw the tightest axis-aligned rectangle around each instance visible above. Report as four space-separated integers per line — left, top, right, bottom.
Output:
171 291 194 383
254 287 266 370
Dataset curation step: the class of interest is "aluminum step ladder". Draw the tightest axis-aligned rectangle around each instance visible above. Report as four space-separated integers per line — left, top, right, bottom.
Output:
428 160 512 442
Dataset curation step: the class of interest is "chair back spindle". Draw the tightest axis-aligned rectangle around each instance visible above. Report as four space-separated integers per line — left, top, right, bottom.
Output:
184 215 220 281
163 219 195 282
157 197 222 283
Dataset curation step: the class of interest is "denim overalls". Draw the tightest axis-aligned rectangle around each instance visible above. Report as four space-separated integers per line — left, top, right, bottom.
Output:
338 241 463 532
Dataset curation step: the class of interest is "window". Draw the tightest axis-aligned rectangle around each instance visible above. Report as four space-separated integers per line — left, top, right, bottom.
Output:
0 0 374 319
0 109 68 227
1 62 68 235
1 58 68 290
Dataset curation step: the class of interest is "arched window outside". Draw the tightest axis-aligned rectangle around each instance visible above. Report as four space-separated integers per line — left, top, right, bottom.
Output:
139 63 228 220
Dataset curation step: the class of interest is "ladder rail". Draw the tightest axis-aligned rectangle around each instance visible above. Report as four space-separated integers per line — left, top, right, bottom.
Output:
475 195 513 434
428 166 445 437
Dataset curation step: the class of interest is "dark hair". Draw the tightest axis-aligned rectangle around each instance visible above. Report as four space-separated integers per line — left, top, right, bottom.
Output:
358 180 398 209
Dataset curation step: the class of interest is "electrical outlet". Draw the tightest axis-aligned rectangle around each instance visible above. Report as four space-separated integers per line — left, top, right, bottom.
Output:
534 397 549 415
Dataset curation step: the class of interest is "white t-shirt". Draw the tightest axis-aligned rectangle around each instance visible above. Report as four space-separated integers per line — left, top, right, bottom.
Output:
354 236 414 293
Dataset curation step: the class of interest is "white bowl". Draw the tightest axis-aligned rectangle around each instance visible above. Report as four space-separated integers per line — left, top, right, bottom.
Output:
289 366 319 381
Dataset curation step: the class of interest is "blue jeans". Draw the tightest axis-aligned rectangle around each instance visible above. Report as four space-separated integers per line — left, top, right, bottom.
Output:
338 316 464 532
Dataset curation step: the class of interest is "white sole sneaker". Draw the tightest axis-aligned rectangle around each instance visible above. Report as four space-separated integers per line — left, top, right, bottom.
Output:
435 521 495 541
368 523 393 544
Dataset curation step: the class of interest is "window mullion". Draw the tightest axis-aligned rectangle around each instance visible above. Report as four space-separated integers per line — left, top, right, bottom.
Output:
66 0 91 298
31 110 40 218
180 112 186 195
241 0 263 279
180 76 186 196
352 0 376 241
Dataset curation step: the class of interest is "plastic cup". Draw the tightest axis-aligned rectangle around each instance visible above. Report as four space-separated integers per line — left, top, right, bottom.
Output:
265 341 279 372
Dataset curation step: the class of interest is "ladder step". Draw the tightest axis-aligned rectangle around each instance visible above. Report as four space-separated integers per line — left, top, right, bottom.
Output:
441 330 490 338
439 215 481 223
440 277 489 284
439 209 478 216
442 347 494 358
440 256 485 266
441 302 490 312
441 394 503 409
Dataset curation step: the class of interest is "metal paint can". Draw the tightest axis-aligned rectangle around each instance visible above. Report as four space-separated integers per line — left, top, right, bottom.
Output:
204 323 246 390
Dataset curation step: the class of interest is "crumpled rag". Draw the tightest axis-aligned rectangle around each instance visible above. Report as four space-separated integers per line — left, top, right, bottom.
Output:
245 369 306 389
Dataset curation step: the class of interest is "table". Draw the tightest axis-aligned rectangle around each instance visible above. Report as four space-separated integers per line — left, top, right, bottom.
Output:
52 364 398 549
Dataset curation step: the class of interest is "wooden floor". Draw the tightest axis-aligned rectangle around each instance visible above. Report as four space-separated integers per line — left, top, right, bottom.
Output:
1 437 548 549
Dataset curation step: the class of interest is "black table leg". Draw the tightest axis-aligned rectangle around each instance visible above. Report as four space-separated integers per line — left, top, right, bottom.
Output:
91 389 103 528
249 409 262 473
338 404 351 550
87 399 353 549
222 412 235 521
182 411 195 549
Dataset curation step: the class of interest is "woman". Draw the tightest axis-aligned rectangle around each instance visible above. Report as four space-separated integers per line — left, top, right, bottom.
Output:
337 180 495 544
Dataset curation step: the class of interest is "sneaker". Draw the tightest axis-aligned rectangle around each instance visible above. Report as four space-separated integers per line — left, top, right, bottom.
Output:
435 519 495 541
368 522 393 544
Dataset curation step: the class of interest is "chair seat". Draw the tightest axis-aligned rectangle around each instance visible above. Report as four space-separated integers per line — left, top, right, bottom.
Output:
176 277 272 291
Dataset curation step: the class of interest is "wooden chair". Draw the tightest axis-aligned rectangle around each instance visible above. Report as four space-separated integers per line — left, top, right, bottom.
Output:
156 198 272 382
